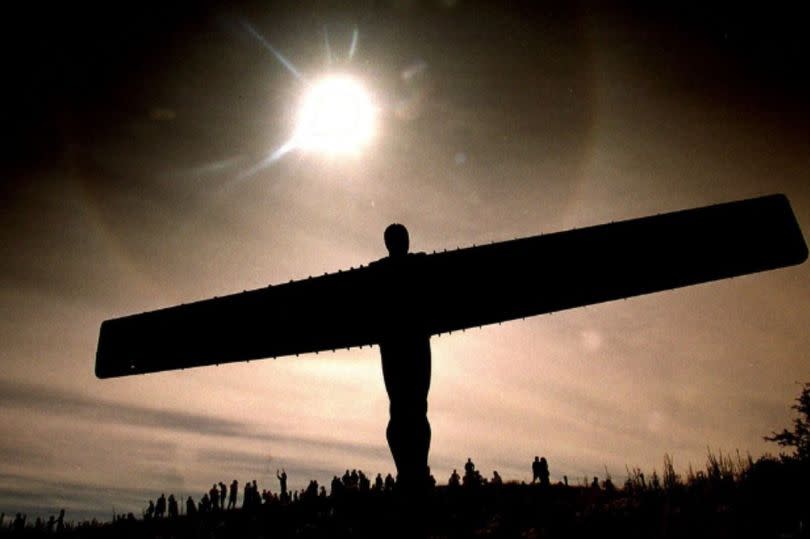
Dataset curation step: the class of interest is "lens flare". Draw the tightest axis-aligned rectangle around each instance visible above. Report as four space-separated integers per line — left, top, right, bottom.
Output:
293 75 376 154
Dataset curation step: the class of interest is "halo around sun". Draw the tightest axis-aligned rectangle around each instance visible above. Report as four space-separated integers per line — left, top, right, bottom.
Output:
293 75 376 155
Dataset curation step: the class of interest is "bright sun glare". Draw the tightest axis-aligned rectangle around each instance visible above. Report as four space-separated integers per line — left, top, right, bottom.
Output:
293 75 376 154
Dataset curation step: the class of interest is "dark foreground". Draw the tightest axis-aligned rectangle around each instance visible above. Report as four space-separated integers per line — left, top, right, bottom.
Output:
2 456 809 539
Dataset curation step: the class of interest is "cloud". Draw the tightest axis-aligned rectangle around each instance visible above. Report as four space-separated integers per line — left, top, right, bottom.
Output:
0 445 51 469
0 471 156 521
0 378 389 461
0 379 246 438
195 448 338 481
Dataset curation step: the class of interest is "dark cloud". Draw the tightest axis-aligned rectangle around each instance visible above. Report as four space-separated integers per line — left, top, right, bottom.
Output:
0 379 388 458
196 448 271 471
0 379 247 437
0 472 156 520
0 445 51 469
196 448 337 480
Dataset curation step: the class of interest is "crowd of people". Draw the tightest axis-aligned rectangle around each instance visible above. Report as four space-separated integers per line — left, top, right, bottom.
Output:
3 451 807 538
1 511 65 535
3 453 630 537
0 453 706 537
1 455 561 533
139 456 557 519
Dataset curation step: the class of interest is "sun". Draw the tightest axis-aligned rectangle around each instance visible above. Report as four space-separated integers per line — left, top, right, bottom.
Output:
235 23 378 177
293 75 376 155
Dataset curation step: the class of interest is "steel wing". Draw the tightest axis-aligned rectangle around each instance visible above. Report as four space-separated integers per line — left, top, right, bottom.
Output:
96 194 806 378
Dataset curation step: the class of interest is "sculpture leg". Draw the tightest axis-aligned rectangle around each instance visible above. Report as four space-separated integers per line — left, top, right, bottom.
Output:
386 399 431 491
380 335 432 494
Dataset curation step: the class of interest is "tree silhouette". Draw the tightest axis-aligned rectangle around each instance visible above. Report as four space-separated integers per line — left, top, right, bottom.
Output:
765 382 810 461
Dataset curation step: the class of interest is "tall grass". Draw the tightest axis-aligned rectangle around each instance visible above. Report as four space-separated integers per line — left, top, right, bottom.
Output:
618 449 755 495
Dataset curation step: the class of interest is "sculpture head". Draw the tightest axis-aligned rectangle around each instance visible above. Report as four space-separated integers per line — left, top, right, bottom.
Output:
384 223 409 257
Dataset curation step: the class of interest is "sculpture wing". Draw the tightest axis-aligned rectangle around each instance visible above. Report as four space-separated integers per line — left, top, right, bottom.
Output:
420 194 807 334
95 266 387 378
96 194 806 378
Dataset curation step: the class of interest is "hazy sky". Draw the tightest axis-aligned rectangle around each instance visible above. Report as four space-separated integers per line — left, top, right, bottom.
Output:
2 1 809 521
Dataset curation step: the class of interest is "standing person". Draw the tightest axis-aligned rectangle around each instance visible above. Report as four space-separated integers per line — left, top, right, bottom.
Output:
359 471 370 492
342 470 351 488
145 500 155 520
218 482 227 510
167 495 178 518
463 458 477 486
374 473 384 492
384 473 396 492
199 494 210 513
532 456 542 483
186 496 196 516
228 480 238 509
276 469 288 502
331 476 343 497
155 494 166 518
209 484 220 511
537 457 550 486
350 470 359 489
243 481 252 509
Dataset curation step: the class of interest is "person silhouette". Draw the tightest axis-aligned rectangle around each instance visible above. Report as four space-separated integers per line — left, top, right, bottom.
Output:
349 469 359 489
199 493 210 513
209 484 219 511
228 480 238 509
167 494 178 518
375 223 432 495
359 471 370 492
277 469 288 501
384 473 396 492
331 475 342 497
464 458 475 477
186 496 196 516
155 494 166 518
532 456 542 483
218 482 226 510
537 457 550 486
374 473 383 492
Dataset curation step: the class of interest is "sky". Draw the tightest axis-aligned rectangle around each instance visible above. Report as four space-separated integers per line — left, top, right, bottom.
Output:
2 0 809 521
